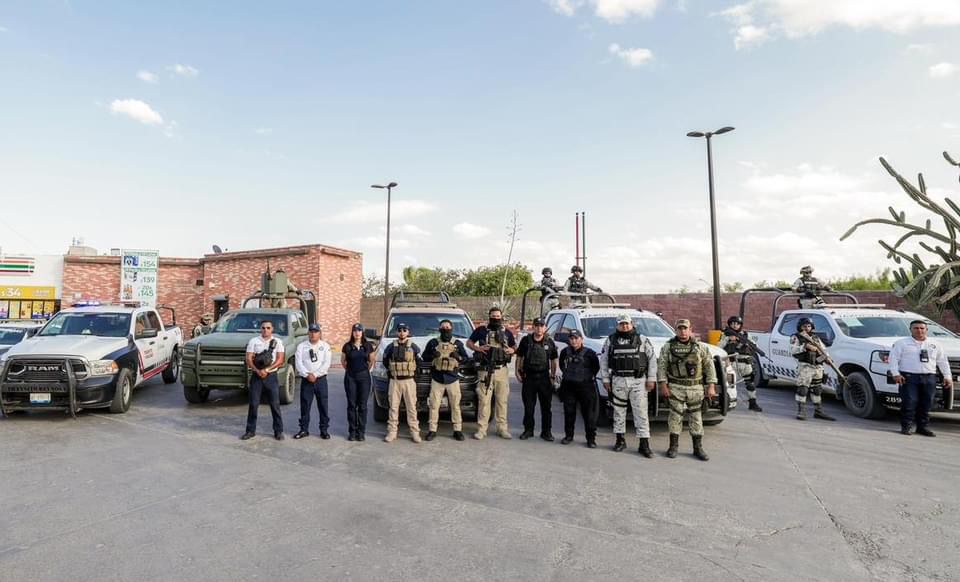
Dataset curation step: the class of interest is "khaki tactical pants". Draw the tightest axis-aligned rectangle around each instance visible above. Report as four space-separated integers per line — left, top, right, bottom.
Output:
428 379 462 432
611 376 650 438
387 378 419 436
476 367 510 435
796 363 824 404
667 383 705 436
734 359 756 400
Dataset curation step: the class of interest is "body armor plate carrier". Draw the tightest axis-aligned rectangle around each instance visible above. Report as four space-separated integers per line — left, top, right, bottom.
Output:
792 335 820 365
665 338 702 385
432 341 460 373
608 332 648 378
524 338 551 373
389 340 417 379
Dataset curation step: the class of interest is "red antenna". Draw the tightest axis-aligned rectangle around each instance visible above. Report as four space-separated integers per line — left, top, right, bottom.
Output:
574 212 581 268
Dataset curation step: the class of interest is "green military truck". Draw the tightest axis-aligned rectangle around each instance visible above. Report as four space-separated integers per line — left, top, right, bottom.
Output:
180 269 316 404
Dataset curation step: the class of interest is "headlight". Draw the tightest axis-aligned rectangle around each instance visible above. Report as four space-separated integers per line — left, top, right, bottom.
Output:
90 360 119 376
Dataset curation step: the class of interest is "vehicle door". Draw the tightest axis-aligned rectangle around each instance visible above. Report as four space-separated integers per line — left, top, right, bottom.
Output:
133 311 162 379
146 311 171 368
545 313 566 350
767 313 804 381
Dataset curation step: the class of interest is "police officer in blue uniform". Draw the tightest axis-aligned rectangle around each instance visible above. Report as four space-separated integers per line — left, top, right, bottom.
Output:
558 330 601 448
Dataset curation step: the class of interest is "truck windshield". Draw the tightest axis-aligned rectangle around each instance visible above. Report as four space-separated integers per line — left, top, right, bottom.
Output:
836 317 956 339
384 314 473 338
581 316 675 339
216 313 290 335
39 312 132 338
0 329 26 345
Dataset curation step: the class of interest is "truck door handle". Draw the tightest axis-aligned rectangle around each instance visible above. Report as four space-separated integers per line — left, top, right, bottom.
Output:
149 341 156 345
771 340 780 344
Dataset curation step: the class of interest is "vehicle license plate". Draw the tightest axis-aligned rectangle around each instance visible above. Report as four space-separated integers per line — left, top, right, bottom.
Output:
30 393 52 404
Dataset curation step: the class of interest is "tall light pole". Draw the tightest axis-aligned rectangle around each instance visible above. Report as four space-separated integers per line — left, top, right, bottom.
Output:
687 126 735 331
371 182 398 321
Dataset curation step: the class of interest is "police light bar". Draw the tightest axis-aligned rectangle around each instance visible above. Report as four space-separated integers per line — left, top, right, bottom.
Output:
72 300 103 307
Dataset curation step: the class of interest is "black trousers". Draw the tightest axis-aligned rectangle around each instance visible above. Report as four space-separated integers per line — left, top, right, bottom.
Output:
344 371 371 436
299 376 329 433
522 371 554 433
900 373 937 430
561 380 598 440
246 372 283 435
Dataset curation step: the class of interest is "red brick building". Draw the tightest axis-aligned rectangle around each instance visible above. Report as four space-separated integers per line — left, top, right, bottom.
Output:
62 244 363 348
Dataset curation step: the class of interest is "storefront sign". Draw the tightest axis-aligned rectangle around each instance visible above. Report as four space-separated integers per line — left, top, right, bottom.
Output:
120 249 159 307
0 257 35 276
0 285 57 300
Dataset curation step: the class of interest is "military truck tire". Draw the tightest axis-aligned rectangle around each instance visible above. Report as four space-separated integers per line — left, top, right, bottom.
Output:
279 364 295 405
842 371 886 419
109 368 134 413
754 355 770 388
162 349 180 384
183 384 210 404
373 400 388 422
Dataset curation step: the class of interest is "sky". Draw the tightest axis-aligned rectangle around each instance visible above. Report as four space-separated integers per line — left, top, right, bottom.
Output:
1 0 959 292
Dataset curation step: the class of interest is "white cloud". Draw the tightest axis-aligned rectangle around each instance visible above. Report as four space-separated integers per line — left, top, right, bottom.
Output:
109 99 164 125
929 62 958 79
167 63 199 77
608 43 654 67
254 127 273 135
546 0 579 16
453 222 492 240
743 165 864 194
393 224 432 237
546 0 660 22
733 24 770 49
329 200 437 225
906 43 935 54
347 236 413 250
136 70 159 83
943 121 959 130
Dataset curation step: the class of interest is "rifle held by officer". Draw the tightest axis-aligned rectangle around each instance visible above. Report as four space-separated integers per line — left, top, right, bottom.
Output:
798 332 847 384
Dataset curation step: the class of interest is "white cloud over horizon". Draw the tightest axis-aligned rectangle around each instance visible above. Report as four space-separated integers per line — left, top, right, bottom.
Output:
608 43 654 67
453 222 492 240
547 0 661 23
109 98 163 125
929 62 958 79
328 199 437 224
167 63 199 77
137 70 159 83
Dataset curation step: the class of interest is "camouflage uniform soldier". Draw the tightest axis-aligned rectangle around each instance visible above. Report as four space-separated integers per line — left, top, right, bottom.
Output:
793 266 832 309
600 313 658 457
790 317 836 422
563 265 601 302
539 267 561 313
719 316 762 412
657 319 717 461
192 314 214 339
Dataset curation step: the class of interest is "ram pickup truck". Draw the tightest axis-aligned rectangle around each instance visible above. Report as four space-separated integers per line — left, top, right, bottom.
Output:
0 304 183 415
743 289 960 419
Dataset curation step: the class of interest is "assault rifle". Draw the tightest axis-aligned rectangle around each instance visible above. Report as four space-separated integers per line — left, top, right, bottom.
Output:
728 330 768 359
798 333 847 384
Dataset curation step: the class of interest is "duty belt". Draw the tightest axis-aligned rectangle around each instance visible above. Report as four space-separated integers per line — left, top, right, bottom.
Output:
393 375 415 380
612 371 641 377
666 378 701 386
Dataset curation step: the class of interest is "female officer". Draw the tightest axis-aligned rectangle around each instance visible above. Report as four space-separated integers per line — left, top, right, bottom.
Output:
340 323 376 441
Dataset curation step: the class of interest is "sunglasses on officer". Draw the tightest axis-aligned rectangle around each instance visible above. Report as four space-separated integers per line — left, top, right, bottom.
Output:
261 325 272 330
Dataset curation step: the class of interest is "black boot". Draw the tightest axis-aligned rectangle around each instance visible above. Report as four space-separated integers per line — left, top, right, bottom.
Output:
814 406 836 421
796 402 807 421
666 433 679 458
749 399 763 412
638 437 653 458
692 435 709 461
613 433 626 452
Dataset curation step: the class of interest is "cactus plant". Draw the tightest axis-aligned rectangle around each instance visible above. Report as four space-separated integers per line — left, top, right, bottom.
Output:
840 152 960 320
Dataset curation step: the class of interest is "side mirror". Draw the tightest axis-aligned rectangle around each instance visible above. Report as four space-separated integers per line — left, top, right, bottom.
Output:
816 332 833 347
137 328 158 339
364 328 380 340
554 332 569 344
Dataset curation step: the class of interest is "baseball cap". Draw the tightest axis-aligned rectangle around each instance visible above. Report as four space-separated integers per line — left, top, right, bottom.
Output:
397 322 409 331
308 323 322 332
616 314 632 324
569 329 583 338
352 323 364 332
532 317 546 326
675 319 691 329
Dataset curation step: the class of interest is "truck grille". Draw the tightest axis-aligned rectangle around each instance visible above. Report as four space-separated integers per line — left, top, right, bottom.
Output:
199 347 247 363
3 358 88 382
949 358 960 378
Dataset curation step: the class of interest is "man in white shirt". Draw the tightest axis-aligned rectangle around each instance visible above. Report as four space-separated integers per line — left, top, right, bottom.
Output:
888 320 953 437
293 323 332 440
242 320 286 441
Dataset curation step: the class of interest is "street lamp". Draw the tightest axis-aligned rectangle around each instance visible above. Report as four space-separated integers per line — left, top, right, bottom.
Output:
687 126 735 332
371 182 398 321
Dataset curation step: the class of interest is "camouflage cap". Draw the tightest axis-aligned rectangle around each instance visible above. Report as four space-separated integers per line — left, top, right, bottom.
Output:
675 319 691 329
201 313 213 322
616 314 632 324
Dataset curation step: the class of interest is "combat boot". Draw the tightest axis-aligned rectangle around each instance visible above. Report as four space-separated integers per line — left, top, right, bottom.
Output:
749 399 763 412
613 433 626 452
384 432 397 443
666 433 679 458
638 438 653 458
692 435 709 461
411 431 422 443
796 403 807 421
814 406 836 421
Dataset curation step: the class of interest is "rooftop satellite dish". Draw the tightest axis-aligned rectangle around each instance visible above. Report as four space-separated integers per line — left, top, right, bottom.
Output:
212 245 223 254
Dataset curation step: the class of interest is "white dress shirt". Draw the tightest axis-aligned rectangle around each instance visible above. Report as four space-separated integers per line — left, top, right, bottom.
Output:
246 335 285 371
295 340 331 378
888 337 950 377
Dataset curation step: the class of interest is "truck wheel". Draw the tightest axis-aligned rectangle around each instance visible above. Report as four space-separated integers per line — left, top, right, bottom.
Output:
842 371 886 419
109 368 133 413
754 355 770 388
279 364 295 405
183 384 210 404
162 349 180 384
373 400 388 422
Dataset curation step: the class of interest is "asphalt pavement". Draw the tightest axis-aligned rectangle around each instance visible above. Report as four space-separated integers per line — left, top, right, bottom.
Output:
1 372 958 582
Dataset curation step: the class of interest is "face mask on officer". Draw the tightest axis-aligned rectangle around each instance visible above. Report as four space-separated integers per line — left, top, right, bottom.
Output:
488 314 503 330
439 328 453 342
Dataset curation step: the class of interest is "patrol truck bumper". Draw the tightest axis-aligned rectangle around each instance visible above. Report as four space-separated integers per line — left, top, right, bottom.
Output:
1 358 120 414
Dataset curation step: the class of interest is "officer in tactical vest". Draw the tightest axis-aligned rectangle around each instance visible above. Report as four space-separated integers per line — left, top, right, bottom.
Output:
559 330 601 447
790 317 836 421
516 316 559 441
421 319 469 441
719 316 762 412
793 266 832 309
192 314 214 338
539 267 561 313
381 322 424 443
563 265 601 302
467 307 517 440
600 313 658 457
657 319 717 461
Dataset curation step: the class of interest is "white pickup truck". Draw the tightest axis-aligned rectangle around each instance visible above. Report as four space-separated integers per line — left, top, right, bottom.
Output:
0 303 183 415
743 289 960 419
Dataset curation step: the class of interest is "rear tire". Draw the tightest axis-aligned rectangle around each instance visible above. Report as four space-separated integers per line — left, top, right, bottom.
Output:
279 364 296 405
183 384 210 404
842 371 886 419
162 349 180 384
109 368 133 413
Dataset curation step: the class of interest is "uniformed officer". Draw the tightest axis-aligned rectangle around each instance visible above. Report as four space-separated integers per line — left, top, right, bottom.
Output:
793 266 832 309
539 268 561 313
600 313 658 457
563 265 602 301
657 319 716 461
293 323 332 440
719 316 762 412
889 320 953 436
467 307 517 440
340 323 376 441
192 313 214 338
516 317 559 441
559 329 601 447
382 322 423 443
421 319 469 441
241 320 285 441
790 317 836 421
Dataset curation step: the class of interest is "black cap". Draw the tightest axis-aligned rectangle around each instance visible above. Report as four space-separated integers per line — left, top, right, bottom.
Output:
308 323 321 332
397 322 409 331
352 323 364 332
532 317 546 326
569 329 582 338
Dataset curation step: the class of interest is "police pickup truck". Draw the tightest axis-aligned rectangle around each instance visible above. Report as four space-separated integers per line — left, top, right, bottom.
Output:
519 290 739 426
742 289 960 419
0 303 183 415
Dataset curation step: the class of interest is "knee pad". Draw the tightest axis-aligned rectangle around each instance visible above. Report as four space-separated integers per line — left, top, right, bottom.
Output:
796 385 809 398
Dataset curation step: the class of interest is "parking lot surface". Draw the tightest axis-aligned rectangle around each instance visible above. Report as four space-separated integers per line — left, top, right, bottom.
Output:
1 371 958 582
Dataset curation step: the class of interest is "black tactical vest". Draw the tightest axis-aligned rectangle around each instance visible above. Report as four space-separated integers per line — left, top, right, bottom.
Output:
722 328 749 356
792 335 819 365
485 329 509 367
562 348 590 383
665 338 702 381
524 337 552 373
567 277 587 293
607 332 648 377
